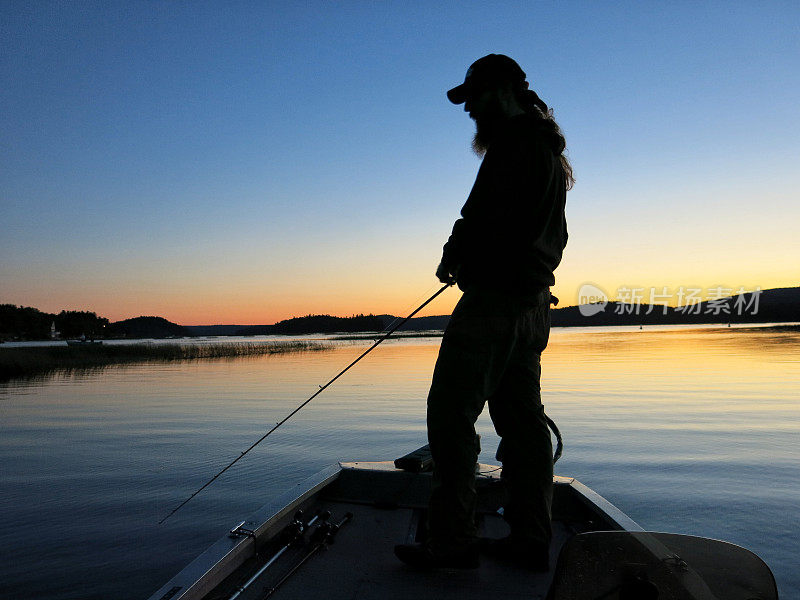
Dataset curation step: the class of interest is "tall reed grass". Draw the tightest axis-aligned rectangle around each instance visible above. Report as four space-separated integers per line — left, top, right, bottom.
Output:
0 341 329 381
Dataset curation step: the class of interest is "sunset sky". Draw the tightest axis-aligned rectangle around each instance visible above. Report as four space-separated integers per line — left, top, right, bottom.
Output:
2 3 798 325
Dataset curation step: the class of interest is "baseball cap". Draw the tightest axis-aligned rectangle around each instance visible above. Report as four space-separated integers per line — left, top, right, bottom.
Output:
447 54 527 104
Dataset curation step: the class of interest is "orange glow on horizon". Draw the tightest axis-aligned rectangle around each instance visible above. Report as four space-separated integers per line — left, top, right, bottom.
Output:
5 273 795 327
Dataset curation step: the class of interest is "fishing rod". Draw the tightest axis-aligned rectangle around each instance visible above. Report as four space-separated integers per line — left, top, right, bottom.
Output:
159 282 453 524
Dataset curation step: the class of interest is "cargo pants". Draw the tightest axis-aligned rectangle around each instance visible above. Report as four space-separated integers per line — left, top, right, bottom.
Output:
426 286 553 550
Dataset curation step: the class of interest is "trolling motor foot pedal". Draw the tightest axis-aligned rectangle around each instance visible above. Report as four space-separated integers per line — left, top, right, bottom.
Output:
394 445 434 472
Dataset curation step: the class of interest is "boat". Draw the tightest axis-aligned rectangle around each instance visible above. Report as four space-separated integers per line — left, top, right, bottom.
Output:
147 446 778 600
66 338 103 346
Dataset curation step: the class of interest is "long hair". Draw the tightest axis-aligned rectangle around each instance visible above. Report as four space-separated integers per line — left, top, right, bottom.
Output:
515 85 575 190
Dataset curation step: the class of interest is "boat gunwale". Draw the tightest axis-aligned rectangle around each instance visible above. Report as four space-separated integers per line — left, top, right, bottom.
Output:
566 478 643 532
146 464 342 600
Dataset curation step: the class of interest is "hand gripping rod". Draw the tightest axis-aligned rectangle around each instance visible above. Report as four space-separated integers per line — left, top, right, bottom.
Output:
159 283 453 524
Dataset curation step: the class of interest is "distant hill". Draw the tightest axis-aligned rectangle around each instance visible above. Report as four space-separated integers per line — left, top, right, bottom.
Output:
551 286 799 326
383 287 797 330
106 316 191 339
376 314 450 331
235 314 385 336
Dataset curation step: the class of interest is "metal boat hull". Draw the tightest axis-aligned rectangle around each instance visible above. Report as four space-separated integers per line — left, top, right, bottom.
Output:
147 461 641 600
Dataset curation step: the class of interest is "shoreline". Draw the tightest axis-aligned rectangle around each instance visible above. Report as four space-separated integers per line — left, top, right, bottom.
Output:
2 323 798 382
3 321 798 346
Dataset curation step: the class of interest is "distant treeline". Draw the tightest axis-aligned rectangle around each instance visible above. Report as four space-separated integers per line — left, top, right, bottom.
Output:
0 305 109 340
1 306 387 340
3 286 798 341
0 307 193 341
237 314 385 336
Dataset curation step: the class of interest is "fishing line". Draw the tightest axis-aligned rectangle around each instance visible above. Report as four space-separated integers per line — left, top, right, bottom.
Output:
159 282 454 524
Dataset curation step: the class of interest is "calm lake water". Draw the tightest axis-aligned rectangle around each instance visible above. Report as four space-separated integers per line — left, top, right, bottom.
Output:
1 325 798 599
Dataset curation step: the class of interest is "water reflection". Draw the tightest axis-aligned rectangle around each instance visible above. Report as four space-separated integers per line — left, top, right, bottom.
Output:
0 326 798 599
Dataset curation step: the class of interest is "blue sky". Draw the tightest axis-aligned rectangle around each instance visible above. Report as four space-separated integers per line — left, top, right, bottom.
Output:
2 2 798 323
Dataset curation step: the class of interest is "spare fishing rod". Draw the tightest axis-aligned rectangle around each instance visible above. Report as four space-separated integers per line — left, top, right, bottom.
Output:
262 512 353 599
159 282 454 524
228 510 331 600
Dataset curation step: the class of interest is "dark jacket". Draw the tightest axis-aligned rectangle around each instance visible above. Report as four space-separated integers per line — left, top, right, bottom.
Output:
441 112 568 295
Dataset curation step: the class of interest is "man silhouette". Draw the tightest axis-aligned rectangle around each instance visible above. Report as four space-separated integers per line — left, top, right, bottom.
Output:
395 54 572 570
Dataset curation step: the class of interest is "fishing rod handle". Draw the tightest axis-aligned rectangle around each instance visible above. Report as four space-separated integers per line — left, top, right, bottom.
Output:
333 512 354 530
230 542 292 600
304 509 331 529
324 511 354 543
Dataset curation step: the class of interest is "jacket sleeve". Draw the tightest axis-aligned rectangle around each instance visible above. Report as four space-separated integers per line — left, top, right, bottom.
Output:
440 217 469 273
440 128 555 275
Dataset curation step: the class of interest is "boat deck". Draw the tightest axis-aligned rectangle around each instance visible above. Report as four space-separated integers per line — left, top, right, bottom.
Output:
207 500 578 600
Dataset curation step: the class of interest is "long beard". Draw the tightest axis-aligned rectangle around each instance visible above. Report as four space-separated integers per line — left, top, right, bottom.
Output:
471 129 489 157
470 110 504 157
